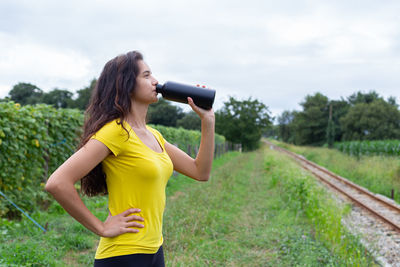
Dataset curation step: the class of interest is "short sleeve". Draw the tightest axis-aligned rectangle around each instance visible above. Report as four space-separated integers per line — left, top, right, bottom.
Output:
91 120 127 156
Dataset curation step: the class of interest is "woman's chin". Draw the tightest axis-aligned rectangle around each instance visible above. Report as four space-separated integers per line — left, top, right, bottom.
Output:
149 97 159 104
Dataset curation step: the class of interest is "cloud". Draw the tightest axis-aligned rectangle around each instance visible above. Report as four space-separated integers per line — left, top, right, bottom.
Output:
0 0 399 116
0 32 93 94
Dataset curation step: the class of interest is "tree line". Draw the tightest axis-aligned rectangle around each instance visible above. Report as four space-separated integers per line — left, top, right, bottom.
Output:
275 91 400 146
1 81 272 151
0 81 96 110
3 82 397 150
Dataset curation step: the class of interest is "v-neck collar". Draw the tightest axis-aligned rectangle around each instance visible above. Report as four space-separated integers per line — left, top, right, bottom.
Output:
124 121 165 154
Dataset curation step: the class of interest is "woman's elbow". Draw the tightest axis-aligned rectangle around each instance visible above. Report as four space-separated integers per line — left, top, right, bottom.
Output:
44 181 56 194
197 174 211 182
45 176 62 194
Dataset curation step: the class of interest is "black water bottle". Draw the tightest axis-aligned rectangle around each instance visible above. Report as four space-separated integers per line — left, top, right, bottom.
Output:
156 81 216 110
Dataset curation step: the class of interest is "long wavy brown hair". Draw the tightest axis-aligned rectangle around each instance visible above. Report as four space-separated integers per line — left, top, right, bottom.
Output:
79 51 143 196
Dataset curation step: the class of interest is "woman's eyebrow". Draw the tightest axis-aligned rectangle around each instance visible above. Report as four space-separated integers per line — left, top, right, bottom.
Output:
142 70 151 76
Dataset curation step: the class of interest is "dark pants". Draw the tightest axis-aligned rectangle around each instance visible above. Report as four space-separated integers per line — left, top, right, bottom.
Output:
93 246 165 267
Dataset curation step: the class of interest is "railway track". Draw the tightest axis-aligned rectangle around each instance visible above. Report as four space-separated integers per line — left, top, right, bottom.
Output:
265 141 400 234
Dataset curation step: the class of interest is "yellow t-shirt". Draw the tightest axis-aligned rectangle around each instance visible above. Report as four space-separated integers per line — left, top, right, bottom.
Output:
91 119 173 259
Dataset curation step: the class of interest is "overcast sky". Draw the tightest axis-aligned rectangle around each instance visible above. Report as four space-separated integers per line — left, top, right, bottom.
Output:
1 0 399 118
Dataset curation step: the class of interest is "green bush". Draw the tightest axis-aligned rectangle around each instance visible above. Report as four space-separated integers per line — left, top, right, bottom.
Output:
151 124 225 151
0 102 83 218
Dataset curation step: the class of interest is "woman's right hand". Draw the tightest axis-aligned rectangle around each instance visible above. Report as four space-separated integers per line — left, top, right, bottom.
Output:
100 208 144 237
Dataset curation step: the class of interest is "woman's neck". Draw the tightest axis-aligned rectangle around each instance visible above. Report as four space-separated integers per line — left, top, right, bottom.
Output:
126 101 149 129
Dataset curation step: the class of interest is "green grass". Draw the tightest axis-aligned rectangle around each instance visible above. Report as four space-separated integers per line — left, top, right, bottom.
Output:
264 146 376 266
0 147 377 266
0 195 107 266
272 139 400 203
162 144 376 266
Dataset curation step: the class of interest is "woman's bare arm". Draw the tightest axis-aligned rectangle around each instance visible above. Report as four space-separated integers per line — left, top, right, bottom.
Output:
45 139 144 237
165 97 215 181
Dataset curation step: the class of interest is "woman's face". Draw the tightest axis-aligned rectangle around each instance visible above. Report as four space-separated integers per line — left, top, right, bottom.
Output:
132 60 158 104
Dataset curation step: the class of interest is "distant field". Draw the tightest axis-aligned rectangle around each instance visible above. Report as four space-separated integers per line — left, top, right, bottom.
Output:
335 140 400 157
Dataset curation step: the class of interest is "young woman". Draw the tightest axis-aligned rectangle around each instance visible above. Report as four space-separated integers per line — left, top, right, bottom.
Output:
45 51 215 267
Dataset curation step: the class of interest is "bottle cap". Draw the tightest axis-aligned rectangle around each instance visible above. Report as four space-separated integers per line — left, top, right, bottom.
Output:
156 84 163 93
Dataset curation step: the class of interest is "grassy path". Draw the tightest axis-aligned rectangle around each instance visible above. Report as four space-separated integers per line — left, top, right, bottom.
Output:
163 144 377 266
164 149 270 265
164 151 265 265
